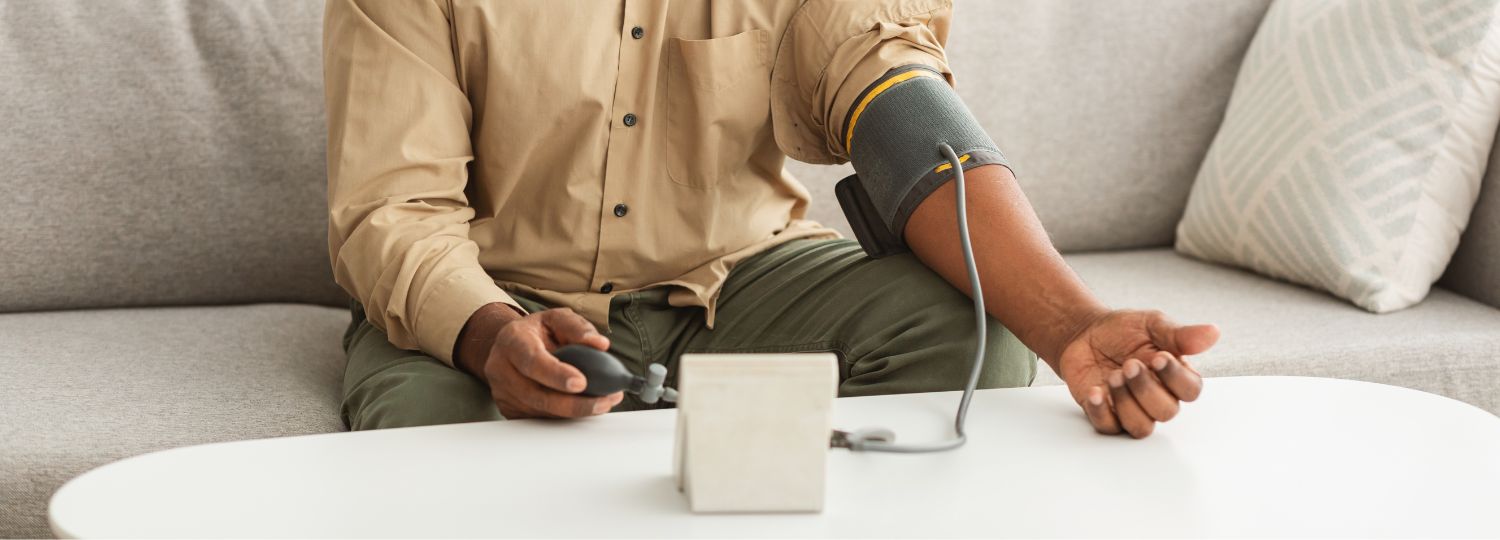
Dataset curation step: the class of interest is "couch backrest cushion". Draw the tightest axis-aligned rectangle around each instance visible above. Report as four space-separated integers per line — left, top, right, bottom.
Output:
795 0 1274 252
0 1 344 312
1441 127 1500 310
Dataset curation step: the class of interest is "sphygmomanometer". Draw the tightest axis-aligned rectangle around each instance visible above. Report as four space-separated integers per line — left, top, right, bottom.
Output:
555 64 1004 454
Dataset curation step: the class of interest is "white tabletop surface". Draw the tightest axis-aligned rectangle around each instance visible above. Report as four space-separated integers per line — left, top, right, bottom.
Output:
49 376 1500 538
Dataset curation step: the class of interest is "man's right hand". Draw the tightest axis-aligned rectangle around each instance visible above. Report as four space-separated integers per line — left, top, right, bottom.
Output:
454 304 623 419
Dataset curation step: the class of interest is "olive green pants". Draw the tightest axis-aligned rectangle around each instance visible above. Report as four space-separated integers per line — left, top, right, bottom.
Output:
341 239 1038 430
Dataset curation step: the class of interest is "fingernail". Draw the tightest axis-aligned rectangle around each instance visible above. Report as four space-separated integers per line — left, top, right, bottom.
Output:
1088 391 1104 406
1108 372 1124 388
1124 362 1141 378
1151 355 1169 371
567 378 585 392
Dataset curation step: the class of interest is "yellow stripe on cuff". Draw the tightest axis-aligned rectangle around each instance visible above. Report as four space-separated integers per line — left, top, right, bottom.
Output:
933 153 970 173
844 69 944 154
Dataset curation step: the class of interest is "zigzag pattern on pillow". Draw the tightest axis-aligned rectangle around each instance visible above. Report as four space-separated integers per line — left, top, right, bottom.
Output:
1177 0 1500 313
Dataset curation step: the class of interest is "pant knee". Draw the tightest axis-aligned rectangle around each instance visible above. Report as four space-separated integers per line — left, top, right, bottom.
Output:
842 303 1038 396
914 316 1034 390
343 360 502 430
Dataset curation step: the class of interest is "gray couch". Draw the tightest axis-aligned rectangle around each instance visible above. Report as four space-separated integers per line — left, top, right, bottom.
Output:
2 1 1496 538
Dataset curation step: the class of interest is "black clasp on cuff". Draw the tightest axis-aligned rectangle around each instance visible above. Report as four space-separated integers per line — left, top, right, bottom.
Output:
835 173 910 259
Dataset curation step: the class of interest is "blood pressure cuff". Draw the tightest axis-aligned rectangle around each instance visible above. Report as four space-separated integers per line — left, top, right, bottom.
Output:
836 65 1008 258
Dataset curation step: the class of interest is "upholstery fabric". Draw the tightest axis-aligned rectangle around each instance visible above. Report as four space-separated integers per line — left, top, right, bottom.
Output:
0 1 345 312
1442 122 1500 309
1177 0 1500 313
0 304 349 539
1034 250 1500 417
794 0 1275 251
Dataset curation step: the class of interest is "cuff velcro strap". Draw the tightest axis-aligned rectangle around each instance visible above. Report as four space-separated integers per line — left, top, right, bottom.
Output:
836 66 1008 258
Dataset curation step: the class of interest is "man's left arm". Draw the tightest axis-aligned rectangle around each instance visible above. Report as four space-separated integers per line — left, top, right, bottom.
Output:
905 161 1218 438
772 0 1218 438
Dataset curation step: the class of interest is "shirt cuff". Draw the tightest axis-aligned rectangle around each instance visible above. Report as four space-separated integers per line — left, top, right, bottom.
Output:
413 265 521 366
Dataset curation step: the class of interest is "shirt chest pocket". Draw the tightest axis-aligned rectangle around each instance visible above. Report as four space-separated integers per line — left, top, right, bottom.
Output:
664 29 771 189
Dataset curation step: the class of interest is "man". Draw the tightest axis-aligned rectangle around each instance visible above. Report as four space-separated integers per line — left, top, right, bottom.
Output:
324 0 1219 439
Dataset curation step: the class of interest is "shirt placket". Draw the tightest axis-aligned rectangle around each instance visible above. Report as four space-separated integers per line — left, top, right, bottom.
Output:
591 0 659 299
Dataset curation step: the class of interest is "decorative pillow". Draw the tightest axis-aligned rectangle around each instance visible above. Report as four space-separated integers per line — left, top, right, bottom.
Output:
1176 0 1500 313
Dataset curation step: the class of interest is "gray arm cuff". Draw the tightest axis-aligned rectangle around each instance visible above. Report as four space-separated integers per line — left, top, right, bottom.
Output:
839 67 1008 256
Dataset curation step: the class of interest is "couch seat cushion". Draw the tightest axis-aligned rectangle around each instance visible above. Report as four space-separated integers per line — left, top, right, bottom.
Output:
1038 250 1500 415
0 304 349 538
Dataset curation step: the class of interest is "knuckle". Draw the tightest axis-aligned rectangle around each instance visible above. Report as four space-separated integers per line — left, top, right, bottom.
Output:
558 322 588 338
509 350 536 372
541 309 590 332
497 323 534 343
565 319 594 336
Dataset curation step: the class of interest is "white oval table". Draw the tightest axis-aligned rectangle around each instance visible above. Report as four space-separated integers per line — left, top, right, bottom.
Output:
49 376 1500 538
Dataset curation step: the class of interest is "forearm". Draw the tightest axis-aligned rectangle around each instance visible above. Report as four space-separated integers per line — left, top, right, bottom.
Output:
903 163 1108 370
808 54 1106 366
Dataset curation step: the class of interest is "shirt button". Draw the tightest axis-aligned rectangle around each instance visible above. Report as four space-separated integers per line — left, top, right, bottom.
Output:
600 282 615 294
622 113 638 127
613 203 629 218
631 26 645 39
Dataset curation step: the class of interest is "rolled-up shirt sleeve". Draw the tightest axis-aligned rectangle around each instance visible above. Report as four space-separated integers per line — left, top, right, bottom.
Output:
323 0 518 365
771 0 956 165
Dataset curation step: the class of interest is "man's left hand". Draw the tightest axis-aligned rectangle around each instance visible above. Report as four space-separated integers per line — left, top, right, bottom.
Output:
1055 310 1219 438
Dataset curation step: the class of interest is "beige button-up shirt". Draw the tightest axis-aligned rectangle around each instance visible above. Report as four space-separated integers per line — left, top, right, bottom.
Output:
324 0 956 364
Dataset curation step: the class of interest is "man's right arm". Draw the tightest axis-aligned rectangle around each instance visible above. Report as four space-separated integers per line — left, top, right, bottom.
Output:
325 0 618 418
324 0 514 365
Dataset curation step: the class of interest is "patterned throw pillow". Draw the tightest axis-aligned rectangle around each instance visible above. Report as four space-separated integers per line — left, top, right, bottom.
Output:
1177 0 1500 313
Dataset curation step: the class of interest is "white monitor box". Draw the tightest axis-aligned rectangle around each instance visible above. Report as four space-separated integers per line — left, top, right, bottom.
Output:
673 353 838 513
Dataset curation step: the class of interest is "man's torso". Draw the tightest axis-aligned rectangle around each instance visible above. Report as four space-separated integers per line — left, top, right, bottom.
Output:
446 1 836 325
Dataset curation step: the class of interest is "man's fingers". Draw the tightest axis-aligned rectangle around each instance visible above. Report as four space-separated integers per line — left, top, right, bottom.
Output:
1144 312 1219 357
507 340 587 393
1082 386 1121 435
1123 358 1179 422
1175 324 1220 356
1150 350 1203 402
535 389 623 418
1108 370 1155 438
541 309 610 350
